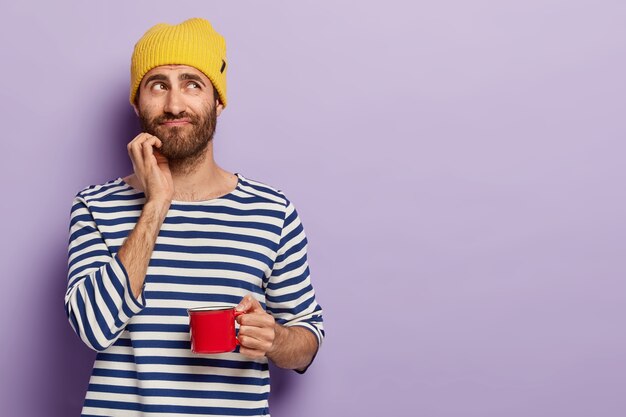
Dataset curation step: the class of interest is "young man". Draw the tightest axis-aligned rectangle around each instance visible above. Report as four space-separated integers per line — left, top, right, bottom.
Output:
65 17 324 416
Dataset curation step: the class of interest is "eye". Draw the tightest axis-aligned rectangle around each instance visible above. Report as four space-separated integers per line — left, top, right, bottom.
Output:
151 82 167 91
188 81 201 89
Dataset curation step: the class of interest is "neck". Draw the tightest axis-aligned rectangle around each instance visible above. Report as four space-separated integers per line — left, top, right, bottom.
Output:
168 141 235 201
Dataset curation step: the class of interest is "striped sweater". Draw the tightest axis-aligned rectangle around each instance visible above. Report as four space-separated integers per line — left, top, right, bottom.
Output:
65 173 324 416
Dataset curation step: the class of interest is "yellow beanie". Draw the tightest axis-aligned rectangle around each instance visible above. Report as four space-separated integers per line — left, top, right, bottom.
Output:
130 17 227 107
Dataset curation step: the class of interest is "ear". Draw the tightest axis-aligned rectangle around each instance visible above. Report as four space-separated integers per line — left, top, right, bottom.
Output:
132 101 140 117
216 101 224 117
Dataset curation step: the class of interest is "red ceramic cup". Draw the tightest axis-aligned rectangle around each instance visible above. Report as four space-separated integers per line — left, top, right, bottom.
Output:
188 306 244 354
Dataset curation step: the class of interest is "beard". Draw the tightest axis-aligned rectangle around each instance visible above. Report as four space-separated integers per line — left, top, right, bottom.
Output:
139 104 217 168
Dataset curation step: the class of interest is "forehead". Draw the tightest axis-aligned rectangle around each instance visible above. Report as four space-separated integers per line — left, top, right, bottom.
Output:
142 64 210 84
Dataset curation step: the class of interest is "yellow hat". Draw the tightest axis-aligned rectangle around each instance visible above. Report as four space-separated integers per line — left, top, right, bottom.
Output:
130 17 227 107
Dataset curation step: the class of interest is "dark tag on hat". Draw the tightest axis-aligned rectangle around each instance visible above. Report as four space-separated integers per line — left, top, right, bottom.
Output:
220 59 226 73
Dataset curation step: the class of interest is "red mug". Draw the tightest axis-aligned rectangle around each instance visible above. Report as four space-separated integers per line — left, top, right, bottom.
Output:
188 306 244 354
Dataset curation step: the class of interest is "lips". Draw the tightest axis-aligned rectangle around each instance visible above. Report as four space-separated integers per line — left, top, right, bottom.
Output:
161 119 191 126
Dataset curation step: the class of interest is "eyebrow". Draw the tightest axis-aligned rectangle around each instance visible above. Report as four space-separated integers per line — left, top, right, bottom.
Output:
143 73 207 88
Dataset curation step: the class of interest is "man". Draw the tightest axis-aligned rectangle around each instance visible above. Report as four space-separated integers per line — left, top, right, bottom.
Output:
65 17 324 416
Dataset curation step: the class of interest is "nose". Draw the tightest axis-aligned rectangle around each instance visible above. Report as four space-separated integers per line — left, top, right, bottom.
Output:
163 88 186 116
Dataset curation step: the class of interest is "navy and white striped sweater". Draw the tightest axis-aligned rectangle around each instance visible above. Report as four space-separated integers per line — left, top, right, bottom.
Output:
65 172 324 416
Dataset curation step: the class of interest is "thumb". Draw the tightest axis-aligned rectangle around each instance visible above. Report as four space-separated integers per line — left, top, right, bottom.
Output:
235 295 251 312
153 149 169 166
236 294 262 312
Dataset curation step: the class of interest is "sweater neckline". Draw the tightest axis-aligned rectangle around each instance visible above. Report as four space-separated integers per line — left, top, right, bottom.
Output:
117 172 243 205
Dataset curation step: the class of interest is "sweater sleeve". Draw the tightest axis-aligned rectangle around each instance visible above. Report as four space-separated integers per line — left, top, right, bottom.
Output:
266 199 325 353
65 194 146 351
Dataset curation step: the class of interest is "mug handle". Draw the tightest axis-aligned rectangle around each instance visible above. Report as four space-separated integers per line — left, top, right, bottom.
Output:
234 310 245 346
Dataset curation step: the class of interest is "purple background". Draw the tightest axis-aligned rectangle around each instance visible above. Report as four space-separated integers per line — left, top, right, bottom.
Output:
1 1 625 416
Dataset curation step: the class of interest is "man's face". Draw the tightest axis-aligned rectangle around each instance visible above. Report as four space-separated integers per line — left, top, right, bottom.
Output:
133 65 223 162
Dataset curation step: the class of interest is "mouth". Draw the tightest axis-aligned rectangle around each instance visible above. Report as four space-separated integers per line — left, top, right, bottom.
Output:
160 119 192 126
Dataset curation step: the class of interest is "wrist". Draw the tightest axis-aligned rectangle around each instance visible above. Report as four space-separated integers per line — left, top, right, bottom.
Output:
143 199 171 221
268 323 288 356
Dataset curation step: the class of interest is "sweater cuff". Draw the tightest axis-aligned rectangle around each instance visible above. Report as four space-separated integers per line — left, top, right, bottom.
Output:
112 253 146 313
